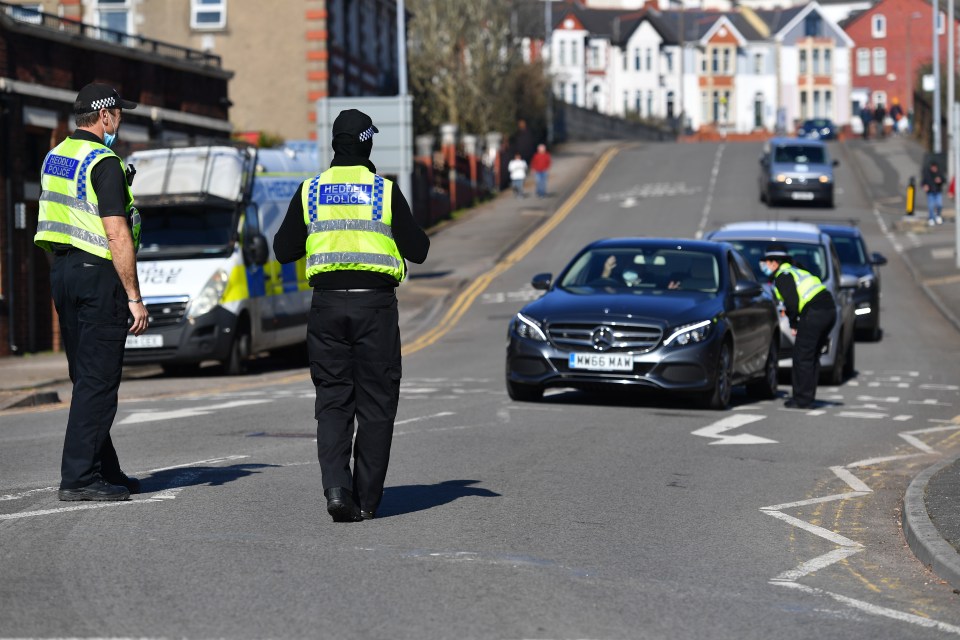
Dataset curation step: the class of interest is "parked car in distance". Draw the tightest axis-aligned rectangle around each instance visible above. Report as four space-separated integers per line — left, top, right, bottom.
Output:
759 137 838 208
797 118 838 140
818 223 887 341
705 221 857 385
505 238 780 410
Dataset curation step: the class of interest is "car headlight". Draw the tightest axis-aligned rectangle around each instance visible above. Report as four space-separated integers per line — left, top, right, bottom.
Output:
186 269 229 320
663 319 713 347
819 175 831 183
857 275 875 289
776 174 788 183
514 312 547 342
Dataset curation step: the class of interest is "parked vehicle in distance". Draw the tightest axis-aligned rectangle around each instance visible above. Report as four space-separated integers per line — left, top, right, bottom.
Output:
705 221 857 385
759 137 838 208
124 142 318 375
797 118 838 140
818 223 887 341
505 238 780 410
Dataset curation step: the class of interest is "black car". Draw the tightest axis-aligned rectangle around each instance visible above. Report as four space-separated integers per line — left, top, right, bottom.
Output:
505 238 781 409
797 118 838 140
818 224 887 341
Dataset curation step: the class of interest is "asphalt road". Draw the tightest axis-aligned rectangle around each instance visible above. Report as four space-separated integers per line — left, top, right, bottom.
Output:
2 141 960 640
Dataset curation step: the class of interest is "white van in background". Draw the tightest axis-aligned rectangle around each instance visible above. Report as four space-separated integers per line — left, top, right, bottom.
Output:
124 143 318 374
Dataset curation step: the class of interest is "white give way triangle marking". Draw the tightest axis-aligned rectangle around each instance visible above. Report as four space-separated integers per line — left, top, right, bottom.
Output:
691 414 777 445
119 399 272 425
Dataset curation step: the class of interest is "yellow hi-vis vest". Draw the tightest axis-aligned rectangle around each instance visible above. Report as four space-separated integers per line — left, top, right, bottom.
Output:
302 166 404 282
34 137 140 260
773 263 826 314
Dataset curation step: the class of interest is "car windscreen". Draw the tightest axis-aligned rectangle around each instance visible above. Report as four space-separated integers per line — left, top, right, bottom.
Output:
558 248 720 293
773 145 826 164
828 234 867 266
724 240 828 281
138 204 237 258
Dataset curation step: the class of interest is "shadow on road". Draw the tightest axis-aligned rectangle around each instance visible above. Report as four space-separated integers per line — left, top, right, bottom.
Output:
140 463 279 493
377 479 500 518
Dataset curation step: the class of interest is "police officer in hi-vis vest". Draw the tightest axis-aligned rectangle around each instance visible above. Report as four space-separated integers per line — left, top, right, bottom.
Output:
34 83 148 501
760 244 835 409
274 109 429 522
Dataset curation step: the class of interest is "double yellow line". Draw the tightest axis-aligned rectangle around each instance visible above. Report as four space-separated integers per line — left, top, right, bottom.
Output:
403 145 621 355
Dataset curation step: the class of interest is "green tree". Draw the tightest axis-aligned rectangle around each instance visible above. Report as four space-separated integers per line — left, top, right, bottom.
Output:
407 0 549 140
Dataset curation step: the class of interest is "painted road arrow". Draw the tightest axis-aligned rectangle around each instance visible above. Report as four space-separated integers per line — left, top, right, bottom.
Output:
692 414 777 445
119 399 272 425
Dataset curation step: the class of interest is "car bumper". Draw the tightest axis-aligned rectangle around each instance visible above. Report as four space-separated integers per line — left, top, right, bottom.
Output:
123 306 237 365
768 182 833 204
506 334 723 393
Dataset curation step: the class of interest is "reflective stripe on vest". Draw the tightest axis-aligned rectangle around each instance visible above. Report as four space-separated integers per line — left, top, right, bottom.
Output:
303 167 404 282
774 264 826 314
34 137 139 259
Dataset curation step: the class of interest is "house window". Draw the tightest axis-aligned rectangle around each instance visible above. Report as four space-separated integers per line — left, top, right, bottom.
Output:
701 91 710 122
825 90 833 117
646 47 653 71
938 11 945 34
799 49 807 74
711 48 719 74
665 51 673 73
571 83 578 105
635 48 641 71
559 41 566 66
873 91 887 107
872 14 886 38
856 48 870 76
636 90 643 114
804 13 822 37
590 44 601 68
95 0 131 41
814 90 822 117
623 50 629 71
572 41 578 66
824 49 832 75
9 3 41 24
753 52 764 74
647 90 654 116
722 47 732 74
801 91 808 119
624 91 629 112
191 0 227 30
812 49 820 75
873 47 886 75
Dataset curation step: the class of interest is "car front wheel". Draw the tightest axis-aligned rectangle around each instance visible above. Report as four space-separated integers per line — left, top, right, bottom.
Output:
700 342 732 410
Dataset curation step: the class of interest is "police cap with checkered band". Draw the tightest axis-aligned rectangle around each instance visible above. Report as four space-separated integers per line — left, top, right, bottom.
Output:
332 109 379 142
73 83 138 115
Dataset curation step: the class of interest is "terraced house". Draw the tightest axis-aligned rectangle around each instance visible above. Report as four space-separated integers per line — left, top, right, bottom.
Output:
540 0 854 135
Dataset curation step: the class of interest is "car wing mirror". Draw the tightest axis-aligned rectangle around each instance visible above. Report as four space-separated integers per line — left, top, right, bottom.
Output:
839 273 858 289
531 273 553 290
871 252 888 266
833 159 840 167
244 233 269 266
733 280 763 297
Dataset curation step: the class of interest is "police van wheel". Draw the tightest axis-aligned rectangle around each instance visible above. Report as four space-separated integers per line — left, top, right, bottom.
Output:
224 321 251 375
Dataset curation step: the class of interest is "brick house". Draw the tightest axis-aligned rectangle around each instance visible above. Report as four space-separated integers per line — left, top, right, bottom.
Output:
842 0 959 114
0 3 232 356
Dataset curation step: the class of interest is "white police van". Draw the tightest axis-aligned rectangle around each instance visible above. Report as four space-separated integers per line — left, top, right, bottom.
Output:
123 142 317 374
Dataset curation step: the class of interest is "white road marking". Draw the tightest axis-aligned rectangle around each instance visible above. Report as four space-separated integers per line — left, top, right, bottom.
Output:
119 399 272 425
830 465 874 493
691 414 776 445
773 582 960 635
762 491 871 511
856 395 899 403
695 144 724 239
771 547 864 582
909 398 953 406
804 409 827 416
892 415 913 421
919 383 960 391
0 499 159 521
835 411 887 420
762 510 862 547
395 411 455 426
394 424 481 437
0 486 56 501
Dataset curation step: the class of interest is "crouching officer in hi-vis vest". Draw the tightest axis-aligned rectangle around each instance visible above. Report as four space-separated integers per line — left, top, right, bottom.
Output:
760 244 835 410
34 83 148 501
274 109 429 522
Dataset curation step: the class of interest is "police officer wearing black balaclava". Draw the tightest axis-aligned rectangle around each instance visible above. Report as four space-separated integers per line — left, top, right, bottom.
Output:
274 109 429 522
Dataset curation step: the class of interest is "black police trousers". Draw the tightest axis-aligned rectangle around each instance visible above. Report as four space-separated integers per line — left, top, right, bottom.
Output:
50 250 129 490
791 304 836 406
307 288 401 512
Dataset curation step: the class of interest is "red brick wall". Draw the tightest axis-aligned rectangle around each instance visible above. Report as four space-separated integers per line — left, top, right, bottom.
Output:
845 0 958 112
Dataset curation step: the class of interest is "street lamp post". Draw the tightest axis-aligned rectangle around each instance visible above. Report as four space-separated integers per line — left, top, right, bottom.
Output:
934 4 942 154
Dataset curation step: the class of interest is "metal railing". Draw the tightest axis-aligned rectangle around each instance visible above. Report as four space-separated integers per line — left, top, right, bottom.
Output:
0 1 222 68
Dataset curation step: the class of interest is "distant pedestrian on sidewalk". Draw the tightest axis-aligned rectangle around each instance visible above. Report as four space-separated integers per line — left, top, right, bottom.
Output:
34 83 147 502
874 103 887 139
922 160 945 226
860 104 873 140
508 153 528 198
530 144 552 198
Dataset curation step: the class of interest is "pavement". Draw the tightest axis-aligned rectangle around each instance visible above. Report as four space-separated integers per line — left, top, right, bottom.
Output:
1 134 958 590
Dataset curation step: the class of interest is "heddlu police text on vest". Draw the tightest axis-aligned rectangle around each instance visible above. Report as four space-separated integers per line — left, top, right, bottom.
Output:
319 183 372 205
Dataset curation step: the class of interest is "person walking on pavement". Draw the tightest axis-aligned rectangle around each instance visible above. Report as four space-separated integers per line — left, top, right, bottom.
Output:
760 245 835 410
922 160 945 226
530 144 552 198
874 102 887 138
508 152 528 198
34 83 147 501
273 109 429 522
860 104 873 140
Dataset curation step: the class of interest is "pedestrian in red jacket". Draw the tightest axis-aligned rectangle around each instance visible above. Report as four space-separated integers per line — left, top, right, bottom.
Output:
530 144 552 198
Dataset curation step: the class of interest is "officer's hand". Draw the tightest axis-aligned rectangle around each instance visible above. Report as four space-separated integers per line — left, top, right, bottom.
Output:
129 301 149 336
791 328 798 337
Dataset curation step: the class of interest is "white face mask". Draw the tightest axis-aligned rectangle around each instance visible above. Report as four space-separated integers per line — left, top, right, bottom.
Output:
103 111 120 147
759 262 774 277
